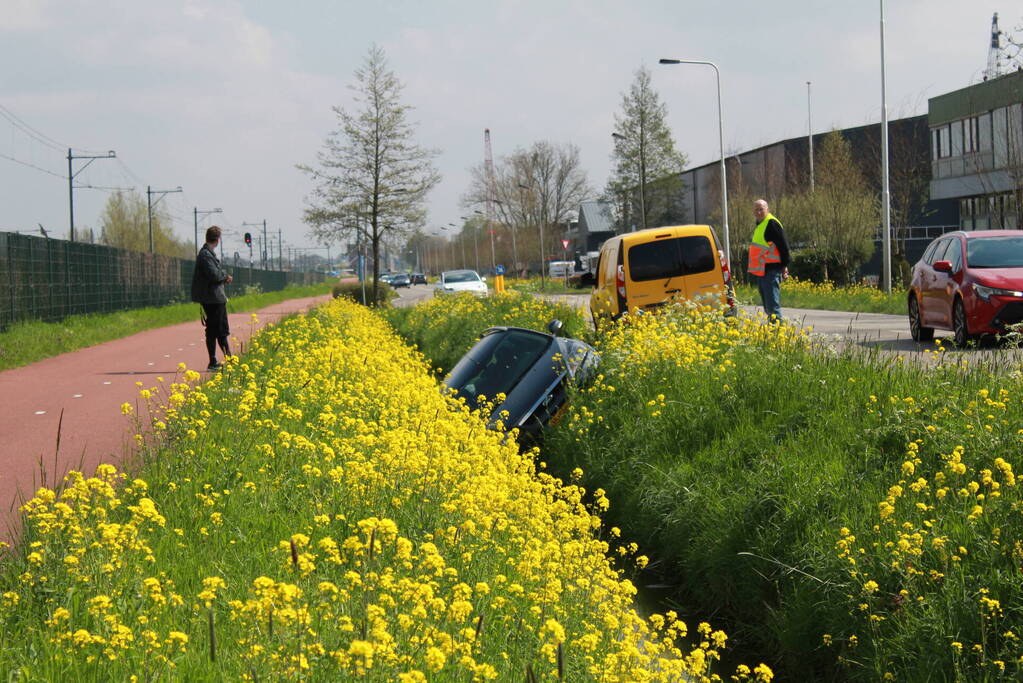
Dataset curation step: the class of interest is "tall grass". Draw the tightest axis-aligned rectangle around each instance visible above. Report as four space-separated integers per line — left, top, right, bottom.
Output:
0 298 763 680
393 294 1023 681
0 282 332 371
736 277 905 314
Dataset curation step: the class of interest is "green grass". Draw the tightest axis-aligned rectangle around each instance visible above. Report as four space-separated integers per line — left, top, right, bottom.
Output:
735 278 905 314
395 295 1023 681
0 282 333 372
506 277 585 296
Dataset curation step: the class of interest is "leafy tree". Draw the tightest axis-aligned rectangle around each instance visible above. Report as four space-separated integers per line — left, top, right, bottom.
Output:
99 191 190 257
782 131 879 283
300 44 440 303
605 65 687 232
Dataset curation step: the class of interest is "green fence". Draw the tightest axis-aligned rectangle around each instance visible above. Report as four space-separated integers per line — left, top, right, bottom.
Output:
0 233 322 330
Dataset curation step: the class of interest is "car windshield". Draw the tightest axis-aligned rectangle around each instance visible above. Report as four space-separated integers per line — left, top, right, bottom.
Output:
967 237 1023 268
445 330 551 407
444 271 480 284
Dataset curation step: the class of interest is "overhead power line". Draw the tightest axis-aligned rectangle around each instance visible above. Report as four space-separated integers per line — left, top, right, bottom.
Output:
0 151 64 179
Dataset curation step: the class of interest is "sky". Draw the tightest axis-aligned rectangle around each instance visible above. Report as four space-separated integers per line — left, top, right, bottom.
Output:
0 0 1017 257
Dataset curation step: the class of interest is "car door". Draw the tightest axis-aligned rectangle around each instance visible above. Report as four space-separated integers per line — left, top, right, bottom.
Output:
920 238 949 327
624 233 683 309
928 238 960 328
678 233 724 304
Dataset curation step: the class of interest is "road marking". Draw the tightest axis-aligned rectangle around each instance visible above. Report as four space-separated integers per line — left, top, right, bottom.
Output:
103 381 112 385
35 410 45 415
164 354 170 358
73 394 82 398
147 362 154 366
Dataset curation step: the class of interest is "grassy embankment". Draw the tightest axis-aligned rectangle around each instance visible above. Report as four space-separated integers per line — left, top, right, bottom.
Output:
505 277 582 296
0 282 333 372
735 277 905 315
390 293 1023 681
0 296 768 681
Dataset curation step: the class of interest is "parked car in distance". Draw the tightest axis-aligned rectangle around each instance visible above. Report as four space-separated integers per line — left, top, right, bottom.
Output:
390 273 411 288
436 269 488 296
443 320 598 442
410 272 428 285
379 273 396 285
908 230 1023 346
588 224 733 329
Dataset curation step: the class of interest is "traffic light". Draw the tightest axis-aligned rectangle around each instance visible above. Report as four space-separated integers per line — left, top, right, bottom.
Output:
244 232 252 246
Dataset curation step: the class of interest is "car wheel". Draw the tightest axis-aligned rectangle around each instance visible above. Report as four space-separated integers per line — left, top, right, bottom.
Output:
908 295 933 342
953 297 972 347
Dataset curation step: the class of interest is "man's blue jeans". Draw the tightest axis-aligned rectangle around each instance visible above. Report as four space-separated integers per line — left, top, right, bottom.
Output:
756 268 783 321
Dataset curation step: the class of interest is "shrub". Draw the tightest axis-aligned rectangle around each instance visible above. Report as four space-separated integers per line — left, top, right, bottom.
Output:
331 279 396 306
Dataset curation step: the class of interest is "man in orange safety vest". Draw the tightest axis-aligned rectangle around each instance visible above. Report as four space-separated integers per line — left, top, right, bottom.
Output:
747 199 790 321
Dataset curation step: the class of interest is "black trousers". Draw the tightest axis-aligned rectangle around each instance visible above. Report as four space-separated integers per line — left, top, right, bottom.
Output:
201 303 230 358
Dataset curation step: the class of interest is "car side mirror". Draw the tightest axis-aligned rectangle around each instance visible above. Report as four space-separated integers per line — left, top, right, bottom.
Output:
579 272 596 288
547 319 563 336
481 276 487 282
933 260 953 273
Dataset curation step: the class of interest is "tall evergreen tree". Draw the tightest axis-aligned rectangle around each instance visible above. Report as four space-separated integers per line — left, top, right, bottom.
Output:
300 44 440 303
605 65 687 232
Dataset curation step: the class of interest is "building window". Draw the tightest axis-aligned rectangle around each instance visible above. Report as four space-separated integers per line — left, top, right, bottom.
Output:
964 116 980 153
951 120 963 157
978 112 992 151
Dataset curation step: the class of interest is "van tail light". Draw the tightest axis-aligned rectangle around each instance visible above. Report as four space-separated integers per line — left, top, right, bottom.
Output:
616 264 626 299
719 249 735 308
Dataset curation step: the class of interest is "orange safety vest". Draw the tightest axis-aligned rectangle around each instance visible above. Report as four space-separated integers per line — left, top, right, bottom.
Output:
748 214 783 276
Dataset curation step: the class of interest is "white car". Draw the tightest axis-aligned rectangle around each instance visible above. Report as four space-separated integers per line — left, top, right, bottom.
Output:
435 269 488 296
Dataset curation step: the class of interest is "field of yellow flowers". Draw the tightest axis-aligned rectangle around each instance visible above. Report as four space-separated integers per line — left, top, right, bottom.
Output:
390 296 1023 681
0 297 770 681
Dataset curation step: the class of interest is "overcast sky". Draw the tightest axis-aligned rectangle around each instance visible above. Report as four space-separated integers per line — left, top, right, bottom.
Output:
0 1 1016 255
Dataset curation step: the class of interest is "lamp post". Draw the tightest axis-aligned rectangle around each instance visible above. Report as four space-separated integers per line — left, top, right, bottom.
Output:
611 132 646 231
807 81 815 193
146 185 183 253
879 0 893 293
193 207 223 254
658 58 730 272
463 213 482 272
449 223 466 267
517 184 547 288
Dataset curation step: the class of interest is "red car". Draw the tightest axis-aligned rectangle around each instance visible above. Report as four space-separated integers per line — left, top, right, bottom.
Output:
908 230 1023 346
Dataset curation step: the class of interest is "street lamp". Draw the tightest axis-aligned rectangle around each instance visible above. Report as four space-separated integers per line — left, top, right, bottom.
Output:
193 207 223 254
879 0 893 293
611 132 646 231
658 58 730 272
462 214 482 272
449 222 466 267
518 183 546 288
147 185 183 253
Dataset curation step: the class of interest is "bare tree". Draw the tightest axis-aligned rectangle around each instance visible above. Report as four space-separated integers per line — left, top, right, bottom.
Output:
300 45 440 302
462 140 591 274
99 190 190 257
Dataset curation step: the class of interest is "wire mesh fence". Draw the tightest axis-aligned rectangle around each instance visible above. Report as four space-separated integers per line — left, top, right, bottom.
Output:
0 233 322 331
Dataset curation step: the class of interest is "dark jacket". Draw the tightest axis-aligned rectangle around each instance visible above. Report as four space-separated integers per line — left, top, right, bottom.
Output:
763 219 791 268
191 244 229 304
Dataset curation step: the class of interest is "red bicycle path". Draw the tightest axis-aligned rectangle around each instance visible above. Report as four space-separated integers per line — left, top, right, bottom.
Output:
0 294 331 546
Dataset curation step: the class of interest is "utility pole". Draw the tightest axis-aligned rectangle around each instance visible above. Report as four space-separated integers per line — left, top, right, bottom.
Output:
807 81 815 193
193 207 222 254
278 228 283 271
67 148 116 242
263 220 268 269
147 185 182 253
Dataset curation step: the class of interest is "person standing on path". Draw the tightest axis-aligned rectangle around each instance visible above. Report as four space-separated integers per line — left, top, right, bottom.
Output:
747 199 790 322
191 226 234 370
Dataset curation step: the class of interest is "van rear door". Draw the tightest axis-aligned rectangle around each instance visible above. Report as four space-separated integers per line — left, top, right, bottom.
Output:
678 232 725 304
624 231 684 310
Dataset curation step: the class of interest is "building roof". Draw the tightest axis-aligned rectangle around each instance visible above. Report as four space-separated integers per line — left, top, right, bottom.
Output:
578 200 615 234
929 69 1023 126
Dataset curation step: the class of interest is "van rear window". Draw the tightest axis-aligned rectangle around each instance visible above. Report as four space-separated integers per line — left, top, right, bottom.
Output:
627 236 715 281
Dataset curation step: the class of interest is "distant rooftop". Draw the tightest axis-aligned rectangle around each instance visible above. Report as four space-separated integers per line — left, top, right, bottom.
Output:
579 200 615 234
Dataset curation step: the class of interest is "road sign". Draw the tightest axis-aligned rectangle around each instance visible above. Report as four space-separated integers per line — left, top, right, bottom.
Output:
495 264 505 275
561 239 569 250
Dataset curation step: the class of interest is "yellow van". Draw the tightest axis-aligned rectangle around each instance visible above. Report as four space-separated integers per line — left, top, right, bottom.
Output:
588 224 732 328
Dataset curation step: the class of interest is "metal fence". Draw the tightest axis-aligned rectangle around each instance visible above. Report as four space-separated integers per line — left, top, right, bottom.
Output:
0 233 322 331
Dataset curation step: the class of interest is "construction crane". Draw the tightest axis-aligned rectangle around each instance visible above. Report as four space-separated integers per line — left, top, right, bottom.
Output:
484 128 497 272
984 12 1005 81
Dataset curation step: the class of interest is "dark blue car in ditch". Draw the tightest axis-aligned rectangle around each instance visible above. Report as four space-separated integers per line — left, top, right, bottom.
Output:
443 320 598 442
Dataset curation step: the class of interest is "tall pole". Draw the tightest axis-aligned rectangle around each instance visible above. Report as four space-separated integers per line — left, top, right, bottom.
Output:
807 81 815 193
880 0 892 293
279 228 283 271
146 185 183 253
193 207 198 254
262 220 268 270
658 59 729 271
67 150 74 243
67 149 116 242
